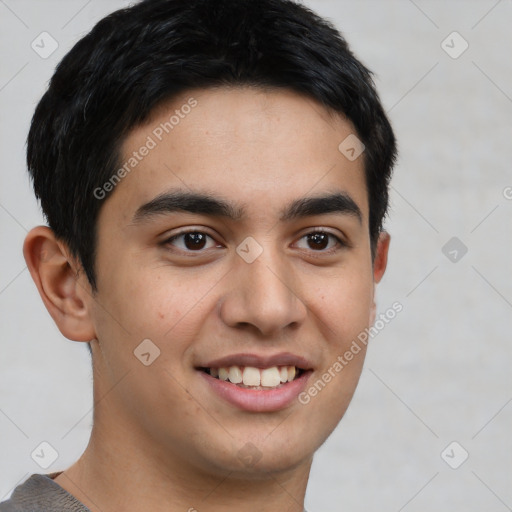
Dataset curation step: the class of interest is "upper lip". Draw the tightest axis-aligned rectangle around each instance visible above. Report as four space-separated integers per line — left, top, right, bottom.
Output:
198 352 313 370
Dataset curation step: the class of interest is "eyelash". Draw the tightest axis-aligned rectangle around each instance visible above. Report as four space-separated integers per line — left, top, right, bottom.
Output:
162 228 347 255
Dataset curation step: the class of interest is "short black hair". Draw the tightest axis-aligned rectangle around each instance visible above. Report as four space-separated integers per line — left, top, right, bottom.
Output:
27 0 396 293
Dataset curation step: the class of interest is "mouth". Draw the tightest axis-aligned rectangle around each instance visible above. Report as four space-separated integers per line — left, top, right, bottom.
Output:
195 353 313 412
197 365 305 390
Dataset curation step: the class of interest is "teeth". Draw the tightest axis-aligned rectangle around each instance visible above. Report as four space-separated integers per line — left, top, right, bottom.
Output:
243 367 261 386
208 365 300 388
261 367 281 387
228 366 243 384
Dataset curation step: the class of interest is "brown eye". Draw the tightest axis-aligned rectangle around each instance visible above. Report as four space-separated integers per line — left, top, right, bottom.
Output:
307 232 329 250
165 231 217 252
296 230 345 253
182 232 208 250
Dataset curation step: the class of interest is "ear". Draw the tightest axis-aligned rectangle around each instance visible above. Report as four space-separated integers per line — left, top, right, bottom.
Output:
23 226 96 342
369 231 390 325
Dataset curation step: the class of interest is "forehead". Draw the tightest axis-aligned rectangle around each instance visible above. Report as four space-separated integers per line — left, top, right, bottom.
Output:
105 86 369 225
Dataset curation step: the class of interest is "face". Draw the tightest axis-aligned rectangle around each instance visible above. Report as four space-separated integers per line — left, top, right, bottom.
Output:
85 86 388 477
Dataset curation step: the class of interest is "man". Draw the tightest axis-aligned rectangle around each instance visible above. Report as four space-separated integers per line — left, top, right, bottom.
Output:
0 0 396 510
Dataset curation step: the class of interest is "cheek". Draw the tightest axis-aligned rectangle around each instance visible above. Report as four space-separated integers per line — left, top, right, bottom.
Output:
302 280 372 434
312 271 374 335
96 260 216 355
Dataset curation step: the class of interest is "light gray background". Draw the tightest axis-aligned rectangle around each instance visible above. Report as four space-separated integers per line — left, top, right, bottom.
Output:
1 0 511 510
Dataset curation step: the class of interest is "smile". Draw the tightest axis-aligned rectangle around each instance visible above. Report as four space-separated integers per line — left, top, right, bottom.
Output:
199 365 303 390
196 353 313 412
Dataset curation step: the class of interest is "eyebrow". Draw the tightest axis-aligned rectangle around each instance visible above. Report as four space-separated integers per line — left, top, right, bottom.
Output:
131 189 362 225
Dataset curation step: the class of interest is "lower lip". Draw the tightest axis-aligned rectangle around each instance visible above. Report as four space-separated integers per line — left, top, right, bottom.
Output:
199 370 312 412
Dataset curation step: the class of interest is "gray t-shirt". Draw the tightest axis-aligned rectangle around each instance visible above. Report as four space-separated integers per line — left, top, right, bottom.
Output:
1 472 309 511
0 472 90 512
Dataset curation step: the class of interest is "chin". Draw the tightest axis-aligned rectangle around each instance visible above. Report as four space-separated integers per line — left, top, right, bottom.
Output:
196 428 318 478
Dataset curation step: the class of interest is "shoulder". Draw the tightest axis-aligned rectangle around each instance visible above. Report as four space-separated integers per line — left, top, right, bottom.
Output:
0 473 90 512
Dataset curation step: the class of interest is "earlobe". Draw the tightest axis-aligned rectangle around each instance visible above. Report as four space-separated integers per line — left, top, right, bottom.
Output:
369 231 391 325
373 231 390 284
23 226 96 342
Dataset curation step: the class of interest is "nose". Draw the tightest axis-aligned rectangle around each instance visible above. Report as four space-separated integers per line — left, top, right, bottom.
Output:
219 244 307 337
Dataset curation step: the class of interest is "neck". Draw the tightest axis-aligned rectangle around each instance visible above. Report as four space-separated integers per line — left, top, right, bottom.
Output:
54 404 312 512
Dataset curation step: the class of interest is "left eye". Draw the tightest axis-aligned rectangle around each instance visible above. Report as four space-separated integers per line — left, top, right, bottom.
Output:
164 230 344 253
295 231 344 252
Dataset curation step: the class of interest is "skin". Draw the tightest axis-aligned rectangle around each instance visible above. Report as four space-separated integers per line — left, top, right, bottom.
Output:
24 86 389 512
